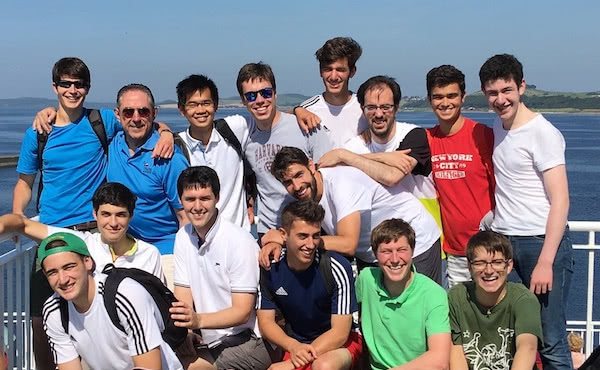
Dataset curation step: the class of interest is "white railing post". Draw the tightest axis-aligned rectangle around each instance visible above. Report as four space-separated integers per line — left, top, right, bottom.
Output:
585 230 594 356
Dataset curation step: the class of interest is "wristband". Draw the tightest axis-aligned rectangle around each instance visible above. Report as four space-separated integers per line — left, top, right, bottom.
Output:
293 106 302 115
159 128 173 135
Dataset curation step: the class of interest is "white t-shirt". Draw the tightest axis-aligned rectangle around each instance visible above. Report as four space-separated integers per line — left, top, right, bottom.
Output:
319 166 440 263
48 226 164 282
491 114 566 235
42 275 182 370
177 115 250 231
173 215 260 345
301 94 368 150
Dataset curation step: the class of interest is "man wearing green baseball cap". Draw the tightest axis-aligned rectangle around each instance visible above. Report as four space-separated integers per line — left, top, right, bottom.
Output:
38 232 183 369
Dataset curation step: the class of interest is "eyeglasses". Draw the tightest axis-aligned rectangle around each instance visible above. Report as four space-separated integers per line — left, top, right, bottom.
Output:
120 107 152 119
243 88 273 102
55 80 89 89
184 101 214 110
363 104 396 113
470 259 510 271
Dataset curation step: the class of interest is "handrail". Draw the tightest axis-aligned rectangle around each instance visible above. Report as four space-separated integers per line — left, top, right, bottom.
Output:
1 221 599 368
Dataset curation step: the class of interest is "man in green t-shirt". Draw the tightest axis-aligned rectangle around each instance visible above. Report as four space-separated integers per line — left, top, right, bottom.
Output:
449 231 543 370
356 218 451 370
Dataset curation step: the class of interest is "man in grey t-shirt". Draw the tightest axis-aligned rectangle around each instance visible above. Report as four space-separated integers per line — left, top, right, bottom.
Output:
236 62 330 236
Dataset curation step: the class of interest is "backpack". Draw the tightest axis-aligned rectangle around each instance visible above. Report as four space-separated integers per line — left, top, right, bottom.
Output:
174 118 258 203
59 264 187 351
260 248 336 301
36 109 108 212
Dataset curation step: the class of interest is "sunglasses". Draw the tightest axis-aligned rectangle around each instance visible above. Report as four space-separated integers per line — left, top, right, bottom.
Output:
55 80 89 89
243 87 273 102
120 107 152 119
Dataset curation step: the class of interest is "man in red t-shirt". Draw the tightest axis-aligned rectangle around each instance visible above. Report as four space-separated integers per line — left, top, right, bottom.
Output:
425 65 495 288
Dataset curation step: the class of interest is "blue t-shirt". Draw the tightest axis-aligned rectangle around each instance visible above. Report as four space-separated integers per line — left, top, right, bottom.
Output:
17 108 120 227
258 250 357 343
107 130 189 254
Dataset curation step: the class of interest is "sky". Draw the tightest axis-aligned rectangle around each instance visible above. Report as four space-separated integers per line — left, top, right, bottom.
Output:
1 0 599 103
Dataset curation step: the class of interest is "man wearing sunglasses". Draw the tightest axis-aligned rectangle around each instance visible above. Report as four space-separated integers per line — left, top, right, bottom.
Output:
237 62 330 241
108 83 189 290
448 231 542 370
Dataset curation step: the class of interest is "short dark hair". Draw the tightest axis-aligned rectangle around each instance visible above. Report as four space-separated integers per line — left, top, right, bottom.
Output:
92 182 137 215
52 57 90 88
357 76 402 106
281 199 325 232
271 146 310 182
315 37 362 71
426 65 466 98
176 74 219 109
236 62 276 98
177 166 220 198
466 231 513 262
479 54 524 90
116 83 155 108
371 218 416 253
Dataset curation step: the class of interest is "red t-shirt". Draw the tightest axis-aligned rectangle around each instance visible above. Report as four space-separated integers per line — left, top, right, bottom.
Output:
427 118 495 255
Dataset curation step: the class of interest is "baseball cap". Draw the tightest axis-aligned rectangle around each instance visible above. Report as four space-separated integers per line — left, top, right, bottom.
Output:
37 232 91 266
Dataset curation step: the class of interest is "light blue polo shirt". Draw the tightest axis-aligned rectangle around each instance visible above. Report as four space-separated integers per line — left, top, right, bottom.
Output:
107 130 189 254
17 108 120 227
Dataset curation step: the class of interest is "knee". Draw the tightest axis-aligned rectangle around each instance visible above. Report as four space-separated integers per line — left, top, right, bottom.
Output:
311 358 338 370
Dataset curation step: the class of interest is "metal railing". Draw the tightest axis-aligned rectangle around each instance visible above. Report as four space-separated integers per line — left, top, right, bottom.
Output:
0 221 599 369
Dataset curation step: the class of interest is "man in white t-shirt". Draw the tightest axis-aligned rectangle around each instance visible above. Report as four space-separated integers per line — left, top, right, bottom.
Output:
175 74 253 231
0 182 164 281
261 147 440 282
39 232 182 369
294 37 368 149
170 166 273 370
479 53 572 370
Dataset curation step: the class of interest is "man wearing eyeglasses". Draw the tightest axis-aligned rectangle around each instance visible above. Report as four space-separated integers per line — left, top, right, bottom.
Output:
315 76 442 283
237 62 330 241
448 231 542 370
108 83 189 289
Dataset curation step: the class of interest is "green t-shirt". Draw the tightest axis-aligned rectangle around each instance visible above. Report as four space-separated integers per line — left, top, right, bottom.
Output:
356 267 450 370
448 282 543 370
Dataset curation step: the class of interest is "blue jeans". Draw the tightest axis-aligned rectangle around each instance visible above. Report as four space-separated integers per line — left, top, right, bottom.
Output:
507 230 574 370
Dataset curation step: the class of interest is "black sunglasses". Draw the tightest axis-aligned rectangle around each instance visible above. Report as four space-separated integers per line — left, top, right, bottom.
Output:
120 107 152 119
243 87 273 102
55 80 89 89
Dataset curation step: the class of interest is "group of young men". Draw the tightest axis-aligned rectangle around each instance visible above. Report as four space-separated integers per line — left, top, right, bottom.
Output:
0 36 574 370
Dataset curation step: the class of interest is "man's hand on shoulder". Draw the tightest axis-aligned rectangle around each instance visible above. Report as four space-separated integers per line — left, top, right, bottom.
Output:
33 107 58 134
152 122 175 159
293 107 321 134
259 241 284 270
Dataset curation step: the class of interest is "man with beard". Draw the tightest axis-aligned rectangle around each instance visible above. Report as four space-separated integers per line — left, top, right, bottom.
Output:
260 146 440 280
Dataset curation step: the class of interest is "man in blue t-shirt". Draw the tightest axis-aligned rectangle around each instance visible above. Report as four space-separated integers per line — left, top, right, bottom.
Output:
108 83 189 288
257 199 362 370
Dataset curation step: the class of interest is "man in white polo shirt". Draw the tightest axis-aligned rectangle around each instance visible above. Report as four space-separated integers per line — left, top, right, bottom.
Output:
170 166 272 370
0 182 164 280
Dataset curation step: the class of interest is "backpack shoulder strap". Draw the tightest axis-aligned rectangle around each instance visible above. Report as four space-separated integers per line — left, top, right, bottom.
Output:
214 118 243 159
101 264 128 333
59 297 69 334
173 133 191 162
318 249 335 297
35 132 49 212
87 109 108 156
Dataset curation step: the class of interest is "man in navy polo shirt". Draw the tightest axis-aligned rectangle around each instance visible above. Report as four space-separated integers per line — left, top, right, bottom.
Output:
257 199 362 370
108 83 189 288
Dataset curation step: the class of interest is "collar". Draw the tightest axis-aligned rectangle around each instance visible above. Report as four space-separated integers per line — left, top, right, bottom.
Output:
374 264 418 304
109 236 138 262
192 212 221 251
185 127 221 151
139 130 160 151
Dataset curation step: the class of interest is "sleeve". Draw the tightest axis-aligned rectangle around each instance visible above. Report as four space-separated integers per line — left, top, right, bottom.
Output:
173 231 190 287
397 128 431 176
42 297 79 365
300 95 320 108
163 151 189 210
425 285 451 336
150 248 166 284
100 109 122 141
16 128 40 175
225 115 250 150
532 122 566 172
116 279 164 356
329 254 357 315
328 171 372 223
257 268 277 310
228 236 259 293
307 127 333 162
47 226 86 240
354 271 364 304
513 289 543 342
448 286 464 345
478 125 496 207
